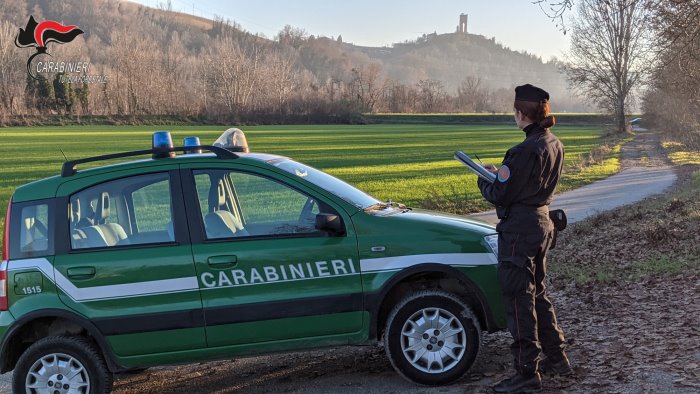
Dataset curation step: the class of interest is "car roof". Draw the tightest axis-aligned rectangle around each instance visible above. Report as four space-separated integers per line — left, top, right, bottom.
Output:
12 152 289 203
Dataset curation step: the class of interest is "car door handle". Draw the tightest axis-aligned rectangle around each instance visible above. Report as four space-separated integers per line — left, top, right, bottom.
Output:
207 255 238 267
67 266 96 279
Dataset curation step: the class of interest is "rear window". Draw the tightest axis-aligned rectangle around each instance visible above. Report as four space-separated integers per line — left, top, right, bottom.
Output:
10 199 54 259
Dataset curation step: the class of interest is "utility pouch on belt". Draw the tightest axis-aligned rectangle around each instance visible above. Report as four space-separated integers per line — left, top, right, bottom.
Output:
548 209 567 249
549 209 567 231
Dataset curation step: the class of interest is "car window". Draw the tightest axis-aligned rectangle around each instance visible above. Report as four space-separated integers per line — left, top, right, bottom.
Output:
132 179 171 232
19 204 50 254
69 173 175 250
273 159 380 209
193 170 328 239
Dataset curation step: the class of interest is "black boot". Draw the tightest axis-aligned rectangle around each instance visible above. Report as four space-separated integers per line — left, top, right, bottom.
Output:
540 355 573 376
493 371 542 393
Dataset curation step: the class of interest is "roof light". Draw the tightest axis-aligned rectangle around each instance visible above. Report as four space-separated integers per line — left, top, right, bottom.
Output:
152 131 175 159
213 128 249 153
183 137 202 154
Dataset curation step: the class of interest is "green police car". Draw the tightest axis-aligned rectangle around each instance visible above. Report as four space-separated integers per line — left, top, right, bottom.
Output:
0 129 505 392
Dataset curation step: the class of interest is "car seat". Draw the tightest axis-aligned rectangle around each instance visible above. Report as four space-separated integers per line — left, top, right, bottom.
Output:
204 180 248 238
96 192 128 246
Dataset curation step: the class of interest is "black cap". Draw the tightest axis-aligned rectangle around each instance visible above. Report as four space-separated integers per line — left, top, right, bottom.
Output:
515 84 549 102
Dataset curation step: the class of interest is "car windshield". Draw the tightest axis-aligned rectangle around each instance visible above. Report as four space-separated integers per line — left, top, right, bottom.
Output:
273 159 381 209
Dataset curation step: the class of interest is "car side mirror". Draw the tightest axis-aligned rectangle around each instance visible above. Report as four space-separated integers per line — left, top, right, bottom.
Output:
315 213 345 236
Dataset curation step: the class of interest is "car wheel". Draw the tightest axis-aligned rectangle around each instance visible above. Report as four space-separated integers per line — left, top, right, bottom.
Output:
13 335 113 394
384 289 481 386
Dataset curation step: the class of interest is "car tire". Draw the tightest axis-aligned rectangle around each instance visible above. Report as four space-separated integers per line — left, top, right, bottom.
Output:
13 335 113 394
384 289 481 386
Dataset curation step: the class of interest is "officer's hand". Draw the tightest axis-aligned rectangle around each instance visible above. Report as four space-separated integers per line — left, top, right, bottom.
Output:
484 164 498 174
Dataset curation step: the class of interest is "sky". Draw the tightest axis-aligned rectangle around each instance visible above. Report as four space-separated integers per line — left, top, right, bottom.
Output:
133 0 571 61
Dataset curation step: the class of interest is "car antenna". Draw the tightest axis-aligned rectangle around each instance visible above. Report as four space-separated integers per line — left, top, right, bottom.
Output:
59 148 69 161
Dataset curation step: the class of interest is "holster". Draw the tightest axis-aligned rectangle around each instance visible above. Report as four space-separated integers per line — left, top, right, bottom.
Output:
548 209 567 249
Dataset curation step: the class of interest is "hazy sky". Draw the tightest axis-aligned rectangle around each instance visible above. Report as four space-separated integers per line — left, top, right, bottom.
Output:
134 0 571 60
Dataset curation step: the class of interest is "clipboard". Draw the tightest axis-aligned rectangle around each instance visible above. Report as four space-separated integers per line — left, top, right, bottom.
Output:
454 151 496 183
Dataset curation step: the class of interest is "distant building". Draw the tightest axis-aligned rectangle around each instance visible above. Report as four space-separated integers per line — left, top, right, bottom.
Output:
457 13 468 34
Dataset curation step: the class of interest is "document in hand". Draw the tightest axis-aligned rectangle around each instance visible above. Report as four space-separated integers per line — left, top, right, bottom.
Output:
454 151 496 183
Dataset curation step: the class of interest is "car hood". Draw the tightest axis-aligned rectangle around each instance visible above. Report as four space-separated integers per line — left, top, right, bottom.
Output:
397 209 496 234
353 208 497 260
359 207 496 236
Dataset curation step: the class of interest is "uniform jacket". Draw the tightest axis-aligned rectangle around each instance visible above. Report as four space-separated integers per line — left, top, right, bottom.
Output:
478 123 564 233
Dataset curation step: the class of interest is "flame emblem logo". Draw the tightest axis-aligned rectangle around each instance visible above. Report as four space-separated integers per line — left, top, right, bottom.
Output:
14 15 84 80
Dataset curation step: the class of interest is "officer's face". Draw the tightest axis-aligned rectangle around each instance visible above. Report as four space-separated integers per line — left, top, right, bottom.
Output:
514 109 524 128
513 109 530 129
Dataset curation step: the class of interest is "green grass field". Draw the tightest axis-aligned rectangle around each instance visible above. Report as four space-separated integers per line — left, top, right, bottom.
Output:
0 124 620 249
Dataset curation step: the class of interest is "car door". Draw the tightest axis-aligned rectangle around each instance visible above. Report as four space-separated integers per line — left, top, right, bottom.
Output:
54 167 205 357
182 163 363 348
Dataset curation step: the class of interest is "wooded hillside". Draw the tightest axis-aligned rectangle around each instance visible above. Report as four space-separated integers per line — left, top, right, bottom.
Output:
0 0 591 124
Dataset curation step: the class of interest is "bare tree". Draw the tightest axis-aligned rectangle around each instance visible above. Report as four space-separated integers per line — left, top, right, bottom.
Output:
383 80 418 113
643 0 700 136
417 79 447 113
0 20 25 116
162 32 186 115
265 50 300 115
276 25 308 49
0 0 28 26
533 0 574 33
457 76 491 112
348 63 386 112
565 0 654 133
204 35 261 116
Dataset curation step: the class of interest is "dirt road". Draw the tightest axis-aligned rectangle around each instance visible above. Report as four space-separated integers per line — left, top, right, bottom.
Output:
470 128 677 225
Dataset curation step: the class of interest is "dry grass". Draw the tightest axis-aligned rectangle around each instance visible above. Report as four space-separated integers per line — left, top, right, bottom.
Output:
549 167 700 283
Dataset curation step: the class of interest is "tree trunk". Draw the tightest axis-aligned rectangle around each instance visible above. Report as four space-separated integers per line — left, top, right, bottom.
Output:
616 97 626 133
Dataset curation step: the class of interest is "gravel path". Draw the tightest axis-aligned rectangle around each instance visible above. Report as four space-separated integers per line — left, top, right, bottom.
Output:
469 128 677 225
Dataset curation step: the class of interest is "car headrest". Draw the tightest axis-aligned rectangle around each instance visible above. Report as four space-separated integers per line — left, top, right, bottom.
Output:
217 181 226 208
70 199 81 223
97 192 110 223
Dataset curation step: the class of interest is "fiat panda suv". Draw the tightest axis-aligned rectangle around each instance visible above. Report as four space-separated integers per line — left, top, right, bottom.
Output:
0 130 504 392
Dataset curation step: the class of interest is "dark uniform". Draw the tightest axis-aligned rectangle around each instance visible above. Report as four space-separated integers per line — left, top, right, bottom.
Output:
477 117 567 377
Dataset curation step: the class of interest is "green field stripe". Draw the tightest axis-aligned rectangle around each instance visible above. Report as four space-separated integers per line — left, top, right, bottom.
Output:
0 124 617 252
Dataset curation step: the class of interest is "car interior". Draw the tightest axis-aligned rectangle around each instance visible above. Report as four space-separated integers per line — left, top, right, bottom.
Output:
203 179 249 239
69 174 175 250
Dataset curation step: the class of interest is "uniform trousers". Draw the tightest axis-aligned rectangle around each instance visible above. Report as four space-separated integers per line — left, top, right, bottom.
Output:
497 229 567 375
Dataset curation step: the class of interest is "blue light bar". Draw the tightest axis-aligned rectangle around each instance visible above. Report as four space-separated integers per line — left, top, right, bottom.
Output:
152 131 175 159
183 136 202 154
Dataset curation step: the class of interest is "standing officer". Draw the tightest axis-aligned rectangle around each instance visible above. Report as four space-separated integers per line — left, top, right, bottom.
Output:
477 84 572 393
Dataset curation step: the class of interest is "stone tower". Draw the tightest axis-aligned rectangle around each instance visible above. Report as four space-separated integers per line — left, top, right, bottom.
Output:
457 13 468 33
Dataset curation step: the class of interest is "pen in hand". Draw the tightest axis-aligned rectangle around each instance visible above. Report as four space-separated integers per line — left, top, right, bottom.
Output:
475 154 498 174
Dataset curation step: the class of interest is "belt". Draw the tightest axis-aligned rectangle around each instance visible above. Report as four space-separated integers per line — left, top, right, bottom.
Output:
496 204 548 220
509 204 549 214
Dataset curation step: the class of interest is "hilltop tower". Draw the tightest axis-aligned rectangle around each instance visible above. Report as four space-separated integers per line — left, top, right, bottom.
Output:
457 13 468 34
